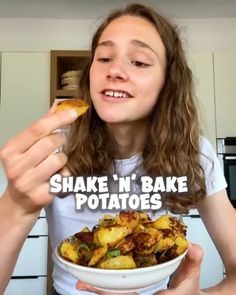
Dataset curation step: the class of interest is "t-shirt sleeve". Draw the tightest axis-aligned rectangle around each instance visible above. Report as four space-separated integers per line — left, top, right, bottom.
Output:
200 137 227 196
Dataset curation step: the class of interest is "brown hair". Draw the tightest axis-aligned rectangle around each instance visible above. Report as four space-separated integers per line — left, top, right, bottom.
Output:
65 3 206 214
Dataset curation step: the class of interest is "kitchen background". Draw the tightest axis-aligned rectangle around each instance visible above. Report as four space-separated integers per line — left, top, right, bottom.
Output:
0 0 236 294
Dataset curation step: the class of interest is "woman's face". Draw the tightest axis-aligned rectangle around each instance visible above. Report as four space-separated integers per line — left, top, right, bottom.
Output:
89 15 166 124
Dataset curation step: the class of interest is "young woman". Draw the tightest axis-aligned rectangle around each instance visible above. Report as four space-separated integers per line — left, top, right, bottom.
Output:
1 3 236 295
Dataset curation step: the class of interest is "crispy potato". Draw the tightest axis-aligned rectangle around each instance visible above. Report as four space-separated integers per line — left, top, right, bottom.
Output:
174 236 188 255
152 214 173 230
142 227 163 241
60 238 80 264
81 227 90 232
154 237 175 253
75 231 93 244
55 99 89 117
94 225 132 247
131 232 157 255
99 214 116 226
98 255 137 269
115 238 135 255
134 254 157 267
152 215 186 238
133 223 145 233
88 245 108 267
116 211 139 229
138 211 152 224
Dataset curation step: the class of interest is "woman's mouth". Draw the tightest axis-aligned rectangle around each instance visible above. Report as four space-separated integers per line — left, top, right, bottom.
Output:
101 89 133 102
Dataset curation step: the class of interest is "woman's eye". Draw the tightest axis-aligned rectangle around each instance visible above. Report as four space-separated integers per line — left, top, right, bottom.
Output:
97 57 112 63
131 60 150 68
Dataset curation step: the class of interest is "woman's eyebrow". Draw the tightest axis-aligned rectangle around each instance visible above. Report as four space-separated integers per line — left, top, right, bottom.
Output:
97 40 114 47
97 39 160 60
131 39 160 60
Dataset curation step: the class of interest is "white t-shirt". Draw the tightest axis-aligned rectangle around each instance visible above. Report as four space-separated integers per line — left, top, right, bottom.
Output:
45 137 227 295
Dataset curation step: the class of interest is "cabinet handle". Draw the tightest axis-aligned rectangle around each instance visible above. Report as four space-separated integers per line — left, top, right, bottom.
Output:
188 215 201 218
11 276 39 279
224 156 236 160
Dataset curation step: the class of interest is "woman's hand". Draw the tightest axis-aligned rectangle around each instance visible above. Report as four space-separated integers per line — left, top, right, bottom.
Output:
76 282 137 295
155 243 203 295
0 106 78 216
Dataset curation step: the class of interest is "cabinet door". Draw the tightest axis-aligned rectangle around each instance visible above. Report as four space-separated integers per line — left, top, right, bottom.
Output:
13 236 48 276
187 53 216 150
4 276 47 295
29 217 48 236
183 216 224 288
214 53 236 137
0 52 50 146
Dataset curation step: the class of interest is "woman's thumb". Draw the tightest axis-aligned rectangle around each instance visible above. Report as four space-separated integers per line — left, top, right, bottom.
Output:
169 242 203 288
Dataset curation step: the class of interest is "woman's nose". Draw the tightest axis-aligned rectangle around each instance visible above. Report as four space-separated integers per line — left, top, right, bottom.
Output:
106 60 128 82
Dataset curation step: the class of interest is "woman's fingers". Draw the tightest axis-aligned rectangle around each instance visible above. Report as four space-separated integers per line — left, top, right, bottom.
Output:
4 133 65 179
0 108 78 157
12 152 67 194
0 107 79 215
76 281 137 295
76 282 103 294
45 100 59 116
26 182 54 208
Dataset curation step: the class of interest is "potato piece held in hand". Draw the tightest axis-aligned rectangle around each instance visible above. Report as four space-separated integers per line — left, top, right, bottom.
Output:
55 99 89 118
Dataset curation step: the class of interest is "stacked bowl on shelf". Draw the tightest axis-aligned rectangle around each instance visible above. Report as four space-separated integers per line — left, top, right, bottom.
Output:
61 70 80 90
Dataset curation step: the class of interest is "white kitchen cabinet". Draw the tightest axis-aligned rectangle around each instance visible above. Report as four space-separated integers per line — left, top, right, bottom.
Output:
187 53 216 150
0 52 50 146
29 217 48 236
12 236 48 276
183 215 224 288
0 52 50 295
4 277 47 295
214 53 236 137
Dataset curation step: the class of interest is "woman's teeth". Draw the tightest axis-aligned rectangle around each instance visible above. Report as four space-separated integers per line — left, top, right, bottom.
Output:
104 90 129 98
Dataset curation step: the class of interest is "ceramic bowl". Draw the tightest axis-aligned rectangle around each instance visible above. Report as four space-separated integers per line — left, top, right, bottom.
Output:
55 246 188 293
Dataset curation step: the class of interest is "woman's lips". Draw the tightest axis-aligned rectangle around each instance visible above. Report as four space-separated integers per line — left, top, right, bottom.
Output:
100 89 133 103
101 93 132 103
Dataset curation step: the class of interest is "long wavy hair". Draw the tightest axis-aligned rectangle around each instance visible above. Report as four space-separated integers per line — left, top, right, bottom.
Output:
65 3 206 213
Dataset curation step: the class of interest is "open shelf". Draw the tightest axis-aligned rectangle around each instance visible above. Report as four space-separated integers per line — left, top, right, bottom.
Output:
50 50 90 105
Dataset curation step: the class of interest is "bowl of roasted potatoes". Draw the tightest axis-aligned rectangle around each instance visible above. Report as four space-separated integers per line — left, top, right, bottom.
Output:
56 211 188 293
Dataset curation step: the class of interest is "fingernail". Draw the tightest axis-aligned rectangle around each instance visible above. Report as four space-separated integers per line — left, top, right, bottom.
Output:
68 108 79 119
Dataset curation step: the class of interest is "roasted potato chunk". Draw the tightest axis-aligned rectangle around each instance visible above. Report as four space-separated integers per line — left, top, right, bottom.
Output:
154 237 175 253
115 238 135 255
152 215 186 239
152 214 173 230
116 211 139 229
131 232 157 255
99 214 116 226
134 254 157 268
98 255 137 269
138 211 152 224
88 245 108 266
59 238 80 264
94 225 132 247
174 236 188 255
55 99 89 118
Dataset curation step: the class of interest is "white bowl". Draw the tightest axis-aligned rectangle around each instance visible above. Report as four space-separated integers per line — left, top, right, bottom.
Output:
55 247 188 293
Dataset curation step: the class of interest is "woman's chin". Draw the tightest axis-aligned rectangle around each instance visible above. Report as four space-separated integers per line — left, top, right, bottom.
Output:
97 113 127 124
